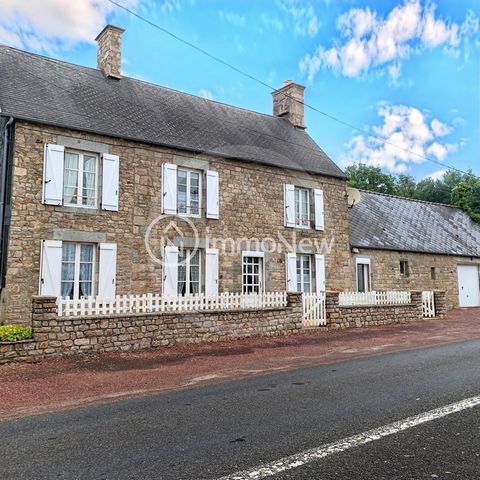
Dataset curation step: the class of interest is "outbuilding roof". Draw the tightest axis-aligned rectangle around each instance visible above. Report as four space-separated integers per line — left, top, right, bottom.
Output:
0 45 346 179
349 190 480 257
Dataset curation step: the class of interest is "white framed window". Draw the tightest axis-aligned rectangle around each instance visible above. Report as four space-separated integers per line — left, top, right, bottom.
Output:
294 187 310 228
242 252 264 294
178 249 201 295
63 150 98 208
356 257 371 293
296 254 312 293
61 243 96 298
177 168 201 217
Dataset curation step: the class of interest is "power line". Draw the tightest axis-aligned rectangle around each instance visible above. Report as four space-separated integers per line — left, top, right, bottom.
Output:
107 0 479 180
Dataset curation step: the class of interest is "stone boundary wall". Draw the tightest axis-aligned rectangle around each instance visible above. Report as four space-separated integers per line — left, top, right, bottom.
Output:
0 293 303 364
326 290 428 329
0 290 447 364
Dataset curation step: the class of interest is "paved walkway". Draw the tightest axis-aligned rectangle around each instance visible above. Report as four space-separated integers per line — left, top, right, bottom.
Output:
1 308 479 421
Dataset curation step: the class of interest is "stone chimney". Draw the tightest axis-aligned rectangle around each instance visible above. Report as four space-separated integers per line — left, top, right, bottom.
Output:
95 25 124 79
272 80 305 128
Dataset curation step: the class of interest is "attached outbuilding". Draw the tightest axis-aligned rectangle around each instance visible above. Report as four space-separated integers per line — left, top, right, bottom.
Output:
348 190 480 310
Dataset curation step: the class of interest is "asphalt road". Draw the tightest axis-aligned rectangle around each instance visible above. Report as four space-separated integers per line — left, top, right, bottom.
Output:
1 339 480 479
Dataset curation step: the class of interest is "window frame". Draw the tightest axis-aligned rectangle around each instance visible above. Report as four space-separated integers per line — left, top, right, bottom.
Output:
242 251 265 294
430 267 436 280
296 254 312 294
177 248 202 296
61 242 96 299
63 149 99 209
356 257 371 292
400 260 410 277
294 186 310 229
177 167 202 218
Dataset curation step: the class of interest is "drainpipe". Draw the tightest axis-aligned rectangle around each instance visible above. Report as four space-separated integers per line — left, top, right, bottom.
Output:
0 116 14 290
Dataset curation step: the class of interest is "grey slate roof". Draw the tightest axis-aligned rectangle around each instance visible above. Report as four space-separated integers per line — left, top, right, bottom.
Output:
0 46 346 179
349 190 480 257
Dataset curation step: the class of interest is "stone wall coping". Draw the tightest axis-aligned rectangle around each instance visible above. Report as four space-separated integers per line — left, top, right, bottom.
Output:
46 306 293 322
338 303 419 309
0 339 35 345
32 296 57 301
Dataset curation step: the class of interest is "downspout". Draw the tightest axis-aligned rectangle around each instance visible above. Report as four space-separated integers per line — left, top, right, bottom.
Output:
0 116 14 290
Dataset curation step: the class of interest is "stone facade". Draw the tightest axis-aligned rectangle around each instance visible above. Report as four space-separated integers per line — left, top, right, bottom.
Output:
0 121 353 325
351 249 480 310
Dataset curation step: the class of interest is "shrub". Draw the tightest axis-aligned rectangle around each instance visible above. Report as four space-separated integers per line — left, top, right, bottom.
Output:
0 325 33 342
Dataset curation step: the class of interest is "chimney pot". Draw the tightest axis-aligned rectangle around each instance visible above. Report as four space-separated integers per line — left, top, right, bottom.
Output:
272 80 305 128
96 24 124 79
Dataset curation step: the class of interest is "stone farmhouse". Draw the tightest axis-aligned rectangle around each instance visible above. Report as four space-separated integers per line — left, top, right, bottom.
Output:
0 25 353 326
0 25 478 333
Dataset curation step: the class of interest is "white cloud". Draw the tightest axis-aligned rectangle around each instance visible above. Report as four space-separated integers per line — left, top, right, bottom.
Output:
299 0 479 82
199 89 214 100
219 11 246 28
427 168 448 180
276 0 319 37
341 104 458 174
0 0 138 54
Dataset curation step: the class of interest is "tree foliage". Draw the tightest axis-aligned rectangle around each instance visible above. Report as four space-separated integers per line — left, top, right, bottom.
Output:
345 164 480 222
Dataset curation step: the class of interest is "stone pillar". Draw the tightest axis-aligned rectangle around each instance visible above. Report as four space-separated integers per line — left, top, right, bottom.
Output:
325 291 340 327
433 290 447 319
96 25 124 79
410 290 424 320
32 296 57 327
287 291 302 308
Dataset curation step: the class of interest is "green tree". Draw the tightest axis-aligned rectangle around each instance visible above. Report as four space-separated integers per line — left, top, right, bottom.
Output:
395 174 416 198
345 164 396 194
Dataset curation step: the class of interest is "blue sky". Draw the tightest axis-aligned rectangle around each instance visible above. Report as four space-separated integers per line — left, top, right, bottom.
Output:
1 0 479 179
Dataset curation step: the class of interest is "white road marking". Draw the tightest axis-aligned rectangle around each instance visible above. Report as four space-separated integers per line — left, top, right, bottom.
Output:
217 395 480 480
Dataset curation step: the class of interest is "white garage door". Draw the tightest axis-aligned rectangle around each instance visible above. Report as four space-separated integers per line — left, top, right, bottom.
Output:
457 265 480 307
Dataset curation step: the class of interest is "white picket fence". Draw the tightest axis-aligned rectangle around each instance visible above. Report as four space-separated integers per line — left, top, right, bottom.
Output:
57 291 288 317
302 292 326 326
422 291 436 318
339 290 411 307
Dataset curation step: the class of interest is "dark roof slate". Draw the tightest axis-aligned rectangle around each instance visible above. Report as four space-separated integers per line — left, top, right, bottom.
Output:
0 46 346 179
349 190 480 257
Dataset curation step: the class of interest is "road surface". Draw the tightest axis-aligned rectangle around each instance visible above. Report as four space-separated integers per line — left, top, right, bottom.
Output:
1 339 480 479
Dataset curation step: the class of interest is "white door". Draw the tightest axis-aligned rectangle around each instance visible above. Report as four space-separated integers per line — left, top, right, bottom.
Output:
457 265 480 307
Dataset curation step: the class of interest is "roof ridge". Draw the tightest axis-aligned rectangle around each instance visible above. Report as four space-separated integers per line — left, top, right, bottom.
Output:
0 44 290 124
357 188 462 210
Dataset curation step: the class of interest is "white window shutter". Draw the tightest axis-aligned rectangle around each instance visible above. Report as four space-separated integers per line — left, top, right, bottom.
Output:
102 153 119 211
285 252 297 291
315 254 326 294
98 243 117 299
163 245 178 296
284 184 295 227
205 248 219 295
42 144 65 205
314 189 325 231
39 240 62 296
162 163 177 215
206 170 219 219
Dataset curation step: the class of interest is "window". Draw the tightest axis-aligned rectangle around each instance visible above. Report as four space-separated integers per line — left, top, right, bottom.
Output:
400 260 410 277
61 243 95 298
177 168 201 216
178 249 201 295
296 255 311 293
431 267 436 280
356 258 371 292
294 187 310 228
63 151 98 207
242 255 264 294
